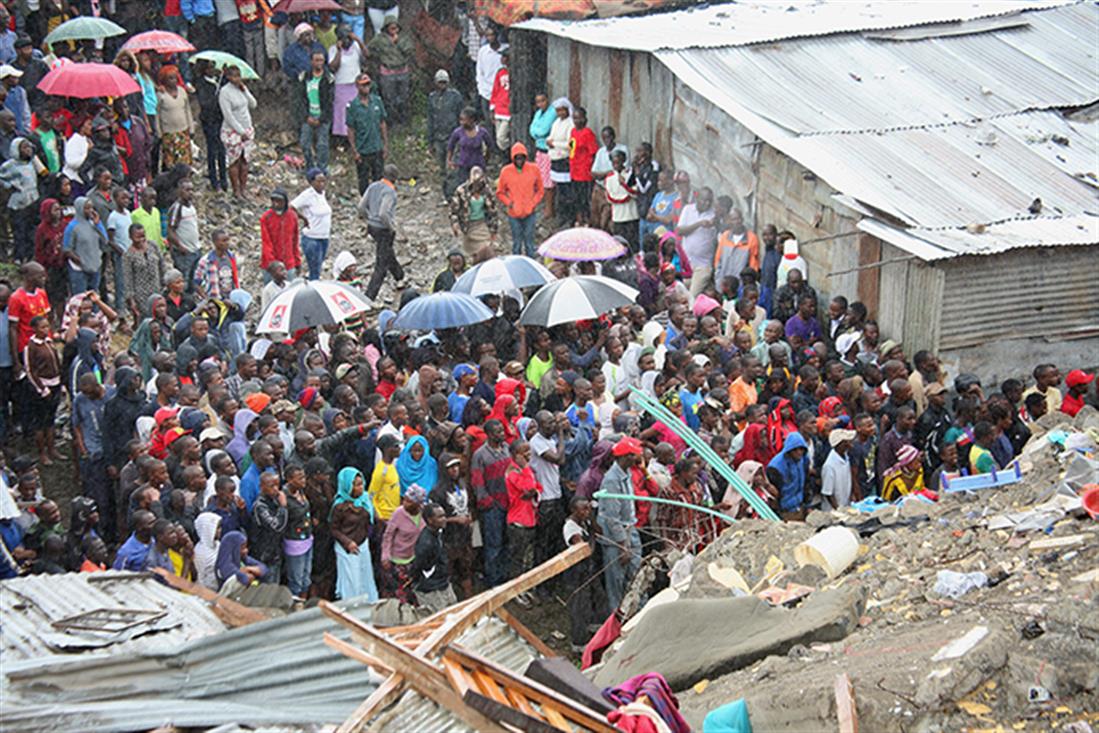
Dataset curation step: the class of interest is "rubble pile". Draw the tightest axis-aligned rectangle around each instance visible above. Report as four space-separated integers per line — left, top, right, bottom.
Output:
593 408 1099 731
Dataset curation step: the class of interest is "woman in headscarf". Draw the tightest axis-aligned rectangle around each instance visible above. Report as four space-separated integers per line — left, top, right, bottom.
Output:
734 423 773 468
880 444 926 501
485 393 519 443
576 439 616 500
656 457 711 552
130 295 174 382
721 460 779 519
449 165 498 261
67 327 104 396
225 410 260 469
215 530 267 594
394 436 438 494
330 467 378 601
34 198 69 321
193 512 222 590
380 484 426 603
546 97 573 226
156 65 194 167
767 397 797 454
493 376 527 413
103 367 149 471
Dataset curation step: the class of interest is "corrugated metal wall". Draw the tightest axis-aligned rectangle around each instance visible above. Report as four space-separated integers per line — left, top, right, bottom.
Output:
938 245 1099 350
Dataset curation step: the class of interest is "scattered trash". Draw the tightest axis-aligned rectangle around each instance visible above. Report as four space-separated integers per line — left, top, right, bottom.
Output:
794 527 859 579
1028 534 1086 551
1028 685 1052 703
708 563 750 595
931 626 989 662
933 570 988 599
1020 620 1045 640
757 583 814 607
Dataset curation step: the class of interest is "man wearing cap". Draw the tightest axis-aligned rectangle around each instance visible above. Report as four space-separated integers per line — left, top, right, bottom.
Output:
367 16 414 127
914 382 951 471
0 65 28 136
346 72 388 193
821 428 856 509
599 436 643 611
1062 369 1094 418
12 37 47 110
427 69 463 189
283 23 324 81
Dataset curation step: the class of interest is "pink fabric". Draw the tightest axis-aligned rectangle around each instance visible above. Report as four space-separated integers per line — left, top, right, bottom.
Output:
582 611 622 670
602 673 690 733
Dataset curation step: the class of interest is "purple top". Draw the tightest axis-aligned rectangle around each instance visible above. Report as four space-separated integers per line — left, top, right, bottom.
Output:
784 313 822 344
447 126 491 169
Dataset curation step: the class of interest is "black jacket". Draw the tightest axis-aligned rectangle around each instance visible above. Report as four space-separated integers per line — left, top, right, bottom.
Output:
293 69 335 128
411 526 449 593
251 493 289 564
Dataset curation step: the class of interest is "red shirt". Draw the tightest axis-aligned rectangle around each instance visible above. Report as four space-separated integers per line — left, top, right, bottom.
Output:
376 379 396 400
163 0 182 17
490 67 510 120
505 463 541 527
569 127 598 182
8 287 51 353
260 208 301 270
1061 391 1086 418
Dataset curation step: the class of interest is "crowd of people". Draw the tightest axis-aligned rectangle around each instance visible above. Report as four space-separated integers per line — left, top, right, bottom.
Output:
0 2 1096 657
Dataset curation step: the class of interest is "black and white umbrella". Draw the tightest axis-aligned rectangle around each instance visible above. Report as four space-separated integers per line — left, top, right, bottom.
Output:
451 255 556 296
518 275 639 327
255 279 371 334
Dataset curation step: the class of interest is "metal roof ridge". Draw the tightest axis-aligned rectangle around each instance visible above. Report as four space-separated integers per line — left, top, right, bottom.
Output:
792 105 1094 138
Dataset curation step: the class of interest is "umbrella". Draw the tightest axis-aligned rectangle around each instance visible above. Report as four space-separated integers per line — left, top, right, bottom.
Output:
271 0 343 11
45 17 126 45
122 30 195 55
37 63 140 99
390 292 494 331
255 280 371 334
519 275 638 327
188 50 259 80
451 255 556 296
537 227 628 261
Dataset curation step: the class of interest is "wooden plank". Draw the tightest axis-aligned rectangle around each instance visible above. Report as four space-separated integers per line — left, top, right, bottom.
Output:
495 607 558 658
322 633 392 673
444 645 616 733
442 657 473 697
474 669 510 705
319 610 509 733
150 567 268 627
835 672 858 733
507 687 540 719
541 705 572 732
334 544 591 732
464 690 561 733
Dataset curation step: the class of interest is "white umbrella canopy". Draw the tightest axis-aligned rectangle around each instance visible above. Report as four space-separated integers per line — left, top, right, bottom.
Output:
518 275 639 327
451 255 556 296
255 279 371 334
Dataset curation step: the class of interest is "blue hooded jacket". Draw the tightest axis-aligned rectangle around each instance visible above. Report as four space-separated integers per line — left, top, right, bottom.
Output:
767 431 808 513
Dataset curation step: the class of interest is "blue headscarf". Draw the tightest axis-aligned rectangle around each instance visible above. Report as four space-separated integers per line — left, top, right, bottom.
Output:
332 467 373 520
214 530 267 586
394 435 437 494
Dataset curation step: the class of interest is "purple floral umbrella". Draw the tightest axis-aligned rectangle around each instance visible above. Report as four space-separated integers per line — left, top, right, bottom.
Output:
537 227 628 262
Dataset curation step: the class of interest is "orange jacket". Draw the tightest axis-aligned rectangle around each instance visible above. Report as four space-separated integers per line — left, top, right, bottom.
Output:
496 142 545 219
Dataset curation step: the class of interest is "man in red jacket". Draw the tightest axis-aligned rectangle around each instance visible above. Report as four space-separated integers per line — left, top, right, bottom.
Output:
496 142 544 257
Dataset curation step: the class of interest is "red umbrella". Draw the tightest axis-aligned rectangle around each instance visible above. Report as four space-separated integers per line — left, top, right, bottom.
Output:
270 0 343 12
121 30 195 55
37 62 141 99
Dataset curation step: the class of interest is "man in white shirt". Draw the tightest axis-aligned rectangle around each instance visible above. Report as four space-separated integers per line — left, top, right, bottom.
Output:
821 428 856 509
676 186 718 301
475 26 503 147
530 411 568 583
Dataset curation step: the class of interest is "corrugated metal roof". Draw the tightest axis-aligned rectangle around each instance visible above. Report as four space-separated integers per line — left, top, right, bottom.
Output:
656 2 1098 135
0 571 225 663
860 214 1099 260
1 594 538 733
516 0 1071 51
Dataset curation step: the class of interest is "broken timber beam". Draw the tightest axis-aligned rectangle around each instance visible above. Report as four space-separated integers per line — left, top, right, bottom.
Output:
495 607 558 658
150 567 268 627
835 672 858 733
320 613 508 733
333 542 591 733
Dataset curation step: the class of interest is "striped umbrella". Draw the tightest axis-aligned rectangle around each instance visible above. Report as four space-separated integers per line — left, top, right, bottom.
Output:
45 17 126 45
518 275 638 327
255 280 371 334
122 30 195 55
451 255 556 296
391 292 494 331
537 227 627 261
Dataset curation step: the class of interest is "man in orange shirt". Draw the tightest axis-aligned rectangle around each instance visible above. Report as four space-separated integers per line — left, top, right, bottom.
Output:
496 142 544 257
729 355 762 430
713 208 760 287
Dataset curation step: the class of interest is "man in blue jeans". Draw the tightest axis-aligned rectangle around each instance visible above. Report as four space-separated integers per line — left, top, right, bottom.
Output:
496 142 543 257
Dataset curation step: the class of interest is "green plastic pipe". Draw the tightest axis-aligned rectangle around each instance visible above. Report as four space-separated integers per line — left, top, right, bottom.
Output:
630 386 781 522
592 490 737 523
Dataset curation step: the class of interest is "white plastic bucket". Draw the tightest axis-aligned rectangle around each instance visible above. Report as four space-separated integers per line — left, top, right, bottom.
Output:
794 526 859 579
